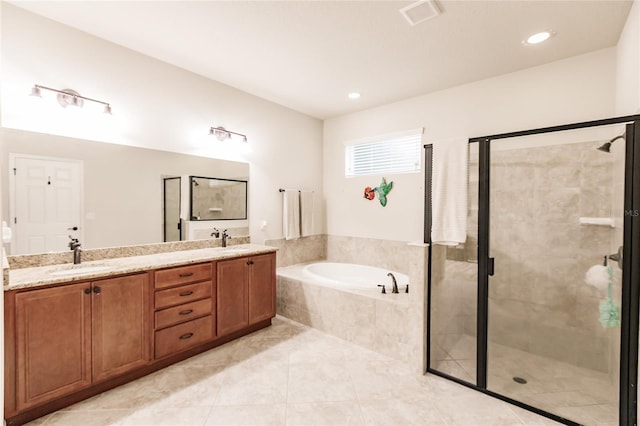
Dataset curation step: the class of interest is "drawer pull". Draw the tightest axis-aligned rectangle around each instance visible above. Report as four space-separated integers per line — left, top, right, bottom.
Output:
179 291 194 297
179 309 194 316
179 272 194 278
179 333 194 340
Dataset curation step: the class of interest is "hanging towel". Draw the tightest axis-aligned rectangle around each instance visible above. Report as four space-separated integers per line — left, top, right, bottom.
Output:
283 190 300 240
300 190 314 236
431 139 468 246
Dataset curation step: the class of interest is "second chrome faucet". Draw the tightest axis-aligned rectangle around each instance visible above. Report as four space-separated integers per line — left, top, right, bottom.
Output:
211 228 231 247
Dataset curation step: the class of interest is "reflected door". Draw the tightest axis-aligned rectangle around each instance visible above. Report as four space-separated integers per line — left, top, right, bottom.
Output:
163 177 181 242
12 155 83 255
485 128 626 425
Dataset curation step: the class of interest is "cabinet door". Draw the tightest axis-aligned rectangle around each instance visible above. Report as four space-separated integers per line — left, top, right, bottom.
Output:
15 283 91 410
248 253 276 324
217 257 249 336
92 273 150 382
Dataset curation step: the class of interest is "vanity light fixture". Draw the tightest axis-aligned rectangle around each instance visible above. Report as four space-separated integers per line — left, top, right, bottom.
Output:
209 126 248 143
30 84 113 114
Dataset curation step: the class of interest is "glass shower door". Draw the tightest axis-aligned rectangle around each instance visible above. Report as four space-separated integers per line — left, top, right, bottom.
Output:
486 127 625 425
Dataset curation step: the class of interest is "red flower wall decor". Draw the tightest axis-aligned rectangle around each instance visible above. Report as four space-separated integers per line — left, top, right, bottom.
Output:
362 178 393 207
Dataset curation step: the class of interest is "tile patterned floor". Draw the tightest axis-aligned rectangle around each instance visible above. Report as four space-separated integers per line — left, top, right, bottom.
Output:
433 334 617 426
27 317 560 426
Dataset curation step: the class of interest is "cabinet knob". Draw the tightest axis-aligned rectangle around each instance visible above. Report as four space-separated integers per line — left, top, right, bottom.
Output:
93 286 101 295
84 288 92 295
179 291 194 297
179 309 194 316
246 260 254 265
179 333 194 340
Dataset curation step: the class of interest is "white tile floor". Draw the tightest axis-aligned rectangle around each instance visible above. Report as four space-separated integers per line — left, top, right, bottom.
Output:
433 334 617 426
27 317 561 426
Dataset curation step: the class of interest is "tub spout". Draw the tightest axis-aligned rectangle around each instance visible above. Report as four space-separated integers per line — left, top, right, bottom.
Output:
387 272 399 294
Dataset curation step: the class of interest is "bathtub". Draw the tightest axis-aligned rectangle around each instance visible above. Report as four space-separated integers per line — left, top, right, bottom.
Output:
302 262 409 292
276 260 418 364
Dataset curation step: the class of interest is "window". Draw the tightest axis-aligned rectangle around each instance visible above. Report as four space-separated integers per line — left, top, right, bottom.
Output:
345 129 423 177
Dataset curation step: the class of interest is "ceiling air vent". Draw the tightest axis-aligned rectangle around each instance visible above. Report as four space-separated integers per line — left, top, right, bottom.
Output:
400 0 440 26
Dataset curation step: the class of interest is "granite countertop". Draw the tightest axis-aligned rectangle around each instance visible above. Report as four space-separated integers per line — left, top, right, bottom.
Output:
7 244 277 291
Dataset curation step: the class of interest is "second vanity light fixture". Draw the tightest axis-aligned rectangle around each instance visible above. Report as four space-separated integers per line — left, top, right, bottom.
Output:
30 84 113 114
209 126 248 143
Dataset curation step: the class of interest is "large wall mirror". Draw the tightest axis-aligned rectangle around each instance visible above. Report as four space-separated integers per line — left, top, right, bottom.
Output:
1 127 249 254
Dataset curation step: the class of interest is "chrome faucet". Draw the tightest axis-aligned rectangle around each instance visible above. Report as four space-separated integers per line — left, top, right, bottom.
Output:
387 272 399 294
221 229 231 248
68 236 82 264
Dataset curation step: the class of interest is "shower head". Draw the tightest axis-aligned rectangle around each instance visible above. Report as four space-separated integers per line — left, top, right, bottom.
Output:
597 134 625 153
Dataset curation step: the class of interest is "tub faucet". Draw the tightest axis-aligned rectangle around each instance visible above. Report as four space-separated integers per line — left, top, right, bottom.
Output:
387 272 399 294
68 236 82 265
221 229 231 248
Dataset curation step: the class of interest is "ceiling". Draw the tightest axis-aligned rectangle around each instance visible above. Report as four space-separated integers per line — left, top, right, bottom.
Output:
8 0 633 119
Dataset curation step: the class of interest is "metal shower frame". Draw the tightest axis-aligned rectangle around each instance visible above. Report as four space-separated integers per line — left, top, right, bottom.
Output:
425 114 640 426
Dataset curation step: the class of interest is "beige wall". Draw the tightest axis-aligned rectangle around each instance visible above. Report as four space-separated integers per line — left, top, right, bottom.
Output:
616 0 640 114
323 48 617 242
0 4 325 245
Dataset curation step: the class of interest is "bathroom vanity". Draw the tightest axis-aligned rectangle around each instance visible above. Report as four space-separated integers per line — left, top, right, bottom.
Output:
3 245 276 425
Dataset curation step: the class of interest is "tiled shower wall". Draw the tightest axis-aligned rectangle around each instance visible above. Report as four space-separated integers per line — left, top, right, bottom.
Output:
488 140 618 372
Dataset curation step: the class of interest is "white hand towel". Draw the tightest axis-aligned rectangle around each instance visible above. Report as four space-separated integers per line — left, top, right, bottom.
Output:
283 190 300 240
300 190 314 236
431 139 468 246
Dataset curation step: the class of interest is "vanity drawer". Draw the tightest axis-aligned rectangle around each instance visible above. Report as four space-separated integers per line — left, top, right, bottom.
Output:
155 298 213 329
155 315 214 359
155 281 212 309
155 263 212 289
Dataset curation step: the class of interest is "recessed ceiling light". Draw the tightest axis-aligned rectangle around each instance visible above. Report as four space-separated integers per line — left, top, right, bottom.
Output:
523 31 554 45
348 92 361 100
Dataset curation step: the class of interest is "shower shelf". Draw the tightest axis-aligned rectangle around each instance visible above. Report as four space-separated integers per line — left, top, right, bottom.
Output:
579 217 615 227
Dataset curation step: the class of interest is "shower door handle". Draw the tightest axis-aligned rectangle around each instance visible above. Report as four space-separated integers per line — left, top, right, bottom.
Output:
488 257 495 276
608 246 623 270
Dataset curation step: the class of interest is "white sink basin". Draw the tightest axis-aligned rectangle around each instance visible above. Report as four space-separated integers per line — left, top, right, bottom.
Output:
50 265 112 277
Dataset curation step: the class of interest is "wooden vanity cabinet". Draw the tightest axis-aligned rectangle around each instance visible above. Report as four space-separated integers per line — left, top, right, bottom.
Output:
5 250 276 425
217 253 275 337
14 283 91 412
153 262 215 359
91 274 150 382
248 254 276 324
11 273 150 412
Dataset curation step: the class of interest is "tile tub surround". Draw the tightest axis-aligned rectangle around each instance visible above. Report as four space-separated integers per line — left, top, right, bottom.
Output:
7 243 274 290
271 234 428 371
265 235 326 268
6 236 251 272
277 262 424 372
24 316 557 426
325 235 428 304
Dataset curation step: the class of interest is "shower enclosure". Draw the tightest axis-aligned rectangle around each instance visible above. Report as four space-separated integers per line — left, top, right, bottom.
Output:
427 115 640 426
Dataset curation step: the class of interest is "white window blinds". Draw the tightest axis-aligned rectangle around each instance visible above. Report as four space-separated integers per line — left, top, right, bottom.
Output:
345 129 423 177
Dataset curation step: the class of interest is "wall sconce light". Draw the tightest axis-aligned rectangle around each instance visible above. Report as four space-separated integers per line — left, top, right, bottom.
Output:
30 84 113 114
209 126 247 142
